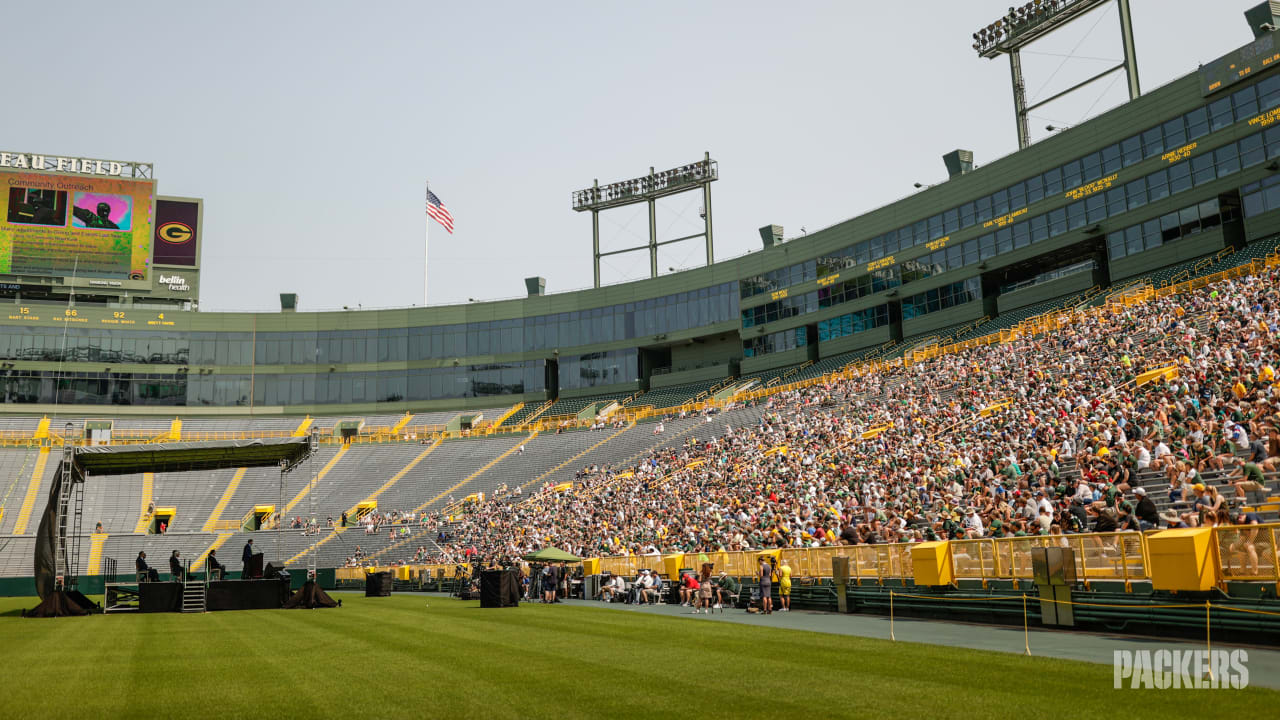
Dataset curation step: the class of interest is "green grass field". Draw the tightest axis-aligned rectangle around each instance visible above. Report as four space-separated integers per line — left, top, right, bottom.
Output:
0 594 1273 718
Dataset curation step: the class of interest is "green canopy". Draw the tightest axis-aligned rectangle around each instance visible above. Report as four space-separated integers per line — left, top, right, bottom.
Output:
522 547 582 562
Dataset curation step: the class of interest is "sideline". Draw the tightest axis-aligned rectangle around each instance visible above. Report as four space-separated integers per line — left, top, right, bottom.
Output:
558 595 1280 689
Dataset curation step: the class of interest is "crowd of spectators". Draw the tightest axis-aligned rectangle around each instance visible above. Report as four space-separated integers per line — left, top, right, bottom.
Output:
395 266 1280 575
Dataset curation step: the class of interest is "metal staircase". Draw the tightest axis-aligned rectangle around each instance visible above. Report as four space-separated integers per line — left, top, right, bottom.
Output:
181 563 206 613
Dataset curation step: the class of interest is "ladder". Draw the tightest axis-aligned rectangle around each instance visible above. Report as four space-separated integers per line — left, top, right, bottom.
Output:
181 575 206 613
53 431 84 590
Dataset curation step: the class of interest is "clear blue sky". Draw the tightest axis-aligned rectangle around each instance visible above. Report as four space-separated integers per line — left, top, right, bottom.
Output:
2 1 1252 310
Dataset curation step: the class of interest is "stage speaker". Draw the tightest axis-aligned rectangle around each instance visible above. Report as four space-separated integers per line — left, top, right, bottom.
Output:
365 571 393 597
245 553 265 578
264 562 288 580
480 569 519 608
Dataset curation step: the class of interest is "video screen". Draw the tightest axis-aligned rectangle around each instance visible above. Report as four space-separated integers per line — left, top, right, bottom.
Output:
0 170 153 281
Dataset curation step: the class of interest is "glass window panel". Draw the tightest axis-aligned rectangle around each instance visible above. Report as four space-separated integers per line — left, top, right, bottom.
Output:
1162 117 1187 149
1209 97 1234 131
1121 135 1143 166
1233 85 1259 119
1186 107 1210 139
1240 132 1265 167
1101 144 1122 174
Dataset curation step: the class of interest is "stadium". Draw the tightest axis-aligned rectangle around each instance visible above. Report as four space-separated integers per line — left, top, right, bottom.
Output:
3 0 1280 715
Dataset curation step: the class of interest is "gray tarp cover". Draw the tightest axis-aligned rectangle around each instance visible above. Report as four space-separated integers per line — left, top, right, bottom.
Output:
71 437 312 476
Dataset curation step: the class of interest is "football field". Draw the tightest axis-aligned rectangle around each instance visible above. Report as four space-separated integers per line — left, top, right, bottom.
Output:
0 594 1273 718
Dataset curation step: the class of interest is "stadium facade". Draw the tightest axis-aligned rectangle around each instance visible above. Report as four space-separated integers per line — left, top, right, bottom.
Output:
4 33 1280 416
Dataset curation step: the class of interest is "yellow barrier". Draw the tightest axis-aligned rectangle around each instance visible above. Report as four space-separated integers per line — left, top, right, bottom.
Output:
1212 522 1280 588
587 533 1164 587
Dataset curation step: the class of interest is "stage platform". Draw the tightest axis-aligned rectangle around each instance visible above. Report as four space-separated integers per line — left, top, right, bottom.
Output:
106 579 290 613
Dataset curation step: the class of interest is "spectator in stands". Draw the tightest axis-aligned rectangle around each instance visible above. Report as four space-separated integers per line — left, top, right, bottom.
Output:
1132 488 1159 530
135 551 158 582
1228 510 1263 576
1227 457 1269 502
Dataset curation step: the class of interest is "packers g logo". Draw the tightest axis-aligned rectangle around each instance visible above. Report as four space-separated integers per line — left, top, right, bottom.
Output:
158 222 193 244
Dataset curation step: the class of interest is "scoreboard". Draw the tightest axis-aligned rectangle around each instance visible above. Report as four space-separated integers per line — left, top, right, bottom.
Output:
1201 33 1280 96
5 304 180 329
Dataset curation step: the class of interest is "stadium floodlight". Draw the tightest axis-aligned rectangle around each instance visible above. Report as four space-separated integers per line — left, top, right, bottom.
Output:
572 152 718 288
971 0 1140 149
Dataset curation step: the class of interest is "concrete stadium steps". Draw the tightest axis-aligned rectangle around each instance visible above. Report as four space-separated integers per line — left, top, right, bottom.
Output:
210 445 341 527
375 436 529 514
0 417 41 433
202 468 247 532
9 448 52 535
287 443 429 524
468 429 609 495
0 447 40 534
0 536 36 578
543 393 632 419
86 533 109 575
513 425 636 492
150 467 242 533
81 473 148 534
635 379 723 411
131 473 156 533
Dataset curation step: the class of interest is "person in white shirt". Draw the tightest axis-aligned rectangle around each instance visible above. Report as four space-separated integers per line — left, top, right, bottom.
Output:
1136 443 1151 470
964 508 984 537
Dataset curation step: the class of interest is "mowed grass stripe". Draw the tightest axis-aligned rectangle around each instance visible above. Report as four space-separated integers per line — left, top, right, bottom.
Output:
0 595 1273 719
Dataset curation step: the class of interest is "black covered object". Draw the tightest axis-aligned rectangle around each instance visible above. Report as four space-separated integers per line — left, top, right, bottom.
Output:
480 569 520 608
365 571 393 597
32 463 64 600
206 579 289 610
139 582 184 613
284 580 339 609
25 590 94 617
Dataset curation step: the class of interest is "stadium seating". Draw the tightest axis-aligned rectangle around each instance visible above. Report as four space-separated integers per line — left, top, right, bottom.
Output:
541 393 633 420
4 253 1280 593
632 379 725 410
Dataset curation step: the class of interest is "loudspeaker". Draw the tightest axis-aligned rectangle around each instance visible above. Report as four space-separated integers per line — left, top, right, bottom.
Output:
480 569 519 608
263 562 287 580
365 571 393 597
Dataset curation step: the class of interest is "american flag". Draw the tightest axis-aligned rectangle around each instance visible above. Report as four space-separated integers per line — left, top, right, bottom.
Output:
426 188 454 234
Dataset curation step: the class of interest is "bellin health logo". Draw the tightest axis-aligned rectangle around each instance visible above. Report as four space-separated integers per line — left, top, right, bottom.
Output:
1113 649 1248 689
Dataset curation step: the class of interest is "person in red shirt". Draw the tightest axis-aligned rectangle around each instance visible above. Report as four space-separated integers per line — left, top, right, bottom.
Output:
680 571 700 607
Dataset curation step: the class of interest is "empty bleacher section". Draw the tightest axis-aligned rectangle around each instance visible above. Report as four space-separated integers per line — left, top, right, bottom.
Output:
81 473 148 535
632 379 723 411
497 400 552 428
540 393 633 421
0 448 39 534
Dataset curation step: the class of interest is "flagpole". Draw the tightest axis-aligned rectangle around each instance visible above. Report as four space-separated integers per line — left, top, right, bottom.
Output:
430 179 435 304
